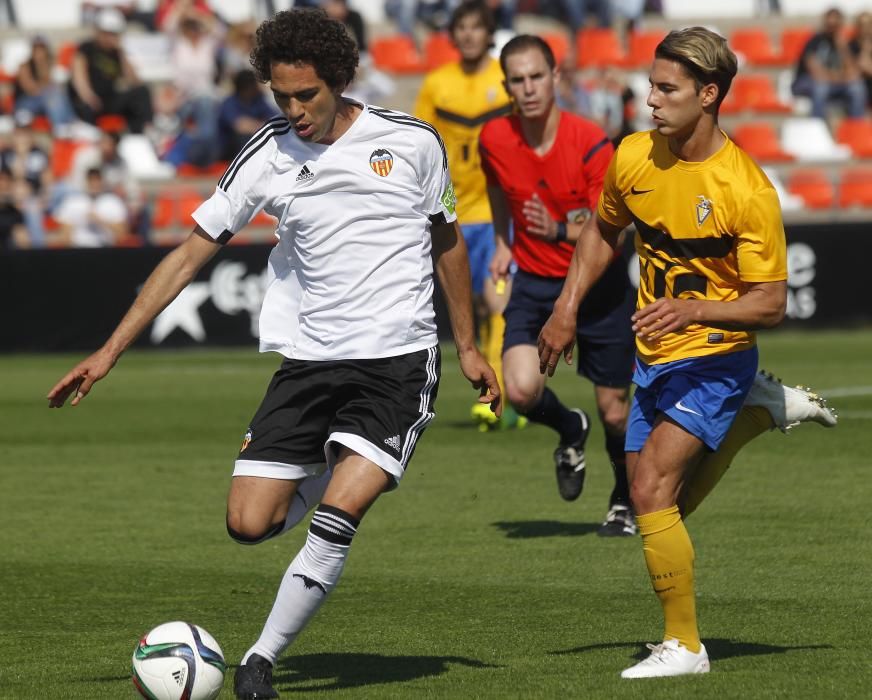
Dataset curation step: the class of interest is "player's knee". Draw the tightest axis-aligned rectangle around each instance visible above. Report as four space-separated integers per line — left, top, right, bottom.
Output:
505 379 537 412
225 512 283 545
600 409 627 437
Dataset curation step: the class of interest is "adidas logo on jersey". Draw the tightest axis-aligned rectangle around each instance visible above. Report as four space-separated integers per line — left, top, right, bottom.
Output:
384 435 401 452
296 165 314 181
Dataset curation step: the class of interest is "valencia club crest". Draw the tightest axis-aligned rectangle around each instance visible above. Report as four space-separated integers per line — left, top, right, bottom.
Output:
369 148 394 177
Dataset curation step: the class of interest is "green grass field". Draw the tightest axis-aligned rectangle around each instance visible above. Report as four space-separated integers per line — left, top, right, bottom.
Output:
1 329 870 699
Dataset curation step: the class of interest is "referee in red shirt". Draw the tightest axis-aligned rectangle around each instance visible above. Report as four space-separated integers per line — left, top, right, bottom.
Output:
480 34 636 536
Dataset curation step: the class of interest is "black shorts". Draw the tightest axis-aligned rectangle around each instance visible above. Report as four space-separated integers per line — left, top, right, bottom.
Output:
234 346 441 487
503 266 636 388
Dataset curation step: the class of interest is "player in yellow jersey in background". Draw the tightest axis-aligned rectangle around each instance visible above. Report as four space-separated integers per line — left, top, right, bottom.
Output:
539 27 836 678
415 0 523 430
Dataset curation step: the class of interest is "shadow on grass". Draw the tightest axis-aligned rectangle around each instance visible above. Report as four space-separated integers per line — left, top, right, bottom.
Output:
271 652 500 692
552 638 833 662
493 520 600 538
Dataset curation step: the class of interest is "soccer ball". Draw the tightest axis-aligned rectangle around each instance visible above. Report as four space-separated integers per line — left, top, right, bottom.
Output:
131 621 226 700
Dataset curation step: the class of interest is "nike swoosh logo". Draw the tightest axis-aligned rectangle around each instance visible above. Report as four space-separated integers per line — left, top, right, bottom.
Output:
630 186 654 195
675 400 702 416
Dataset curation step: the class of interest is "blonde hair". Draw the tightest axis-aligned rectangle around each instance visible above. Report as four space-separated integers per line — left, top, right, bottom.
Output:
655 27 738 109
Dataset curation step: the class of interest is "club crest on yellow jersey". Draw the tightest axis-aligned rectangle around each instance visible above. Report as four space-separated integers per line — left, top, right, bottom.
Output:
369 148 394 177
696 195 713 227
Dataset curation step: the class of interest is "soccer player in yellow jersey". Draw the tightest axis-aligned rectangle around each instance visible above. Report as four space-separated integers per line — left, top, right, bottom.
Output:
415 1 517 429
539 27 835 678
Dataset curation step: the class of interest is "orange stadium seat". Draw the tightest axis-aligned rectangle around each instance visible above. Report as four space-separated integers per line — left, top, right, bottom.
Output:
576 28 626 68
151 193 177 228
369 35 426 74
839 167 872 207
57 42 78 69
728 74 792 114
779 27 814 65
835 119 872 158
787 169 835 209
50 139 85 179
625 30 665 68
96 114 127 132
730 28 782 66
733 122 794 162
423 32 459 70
177 191 205 227
542 32 570 67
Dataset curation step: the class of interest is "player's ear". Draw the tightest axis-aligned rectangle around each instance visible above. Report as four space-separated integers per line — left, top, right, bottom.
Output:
700 82 719 109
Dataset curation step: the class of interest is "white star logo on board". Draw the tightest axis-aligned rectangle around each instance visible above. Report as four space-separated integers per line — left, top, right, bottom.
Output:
150 282 211 343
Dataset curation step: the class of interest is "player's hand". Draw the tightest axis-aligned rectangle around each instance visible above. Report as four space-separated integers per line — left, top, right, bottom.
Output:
47 348 117 408
538 305 576 377
489 241 513 283
458 347 502 417
522 193 557 240
632 297 699 342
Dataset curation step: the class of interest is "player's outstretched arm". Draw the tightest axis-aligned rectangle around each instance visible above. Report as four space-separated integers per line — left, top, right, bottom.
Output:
47 228 222 408
538 213 624 376
431 220 502 417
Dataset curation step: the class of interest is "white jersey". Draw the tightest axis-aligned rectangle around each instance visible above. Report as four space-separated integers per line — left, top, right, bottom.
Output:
193 102 457 360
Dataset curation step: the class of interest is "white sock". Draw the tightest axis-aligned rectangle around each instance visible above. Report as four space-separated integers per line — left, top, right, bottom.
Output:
279 469 332 535
242 505 358 665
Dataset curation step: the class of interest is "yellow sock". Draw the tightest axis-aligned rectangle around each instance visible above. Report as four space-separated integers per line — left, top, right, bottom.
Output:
683 406 773 517
636 506 700 653
484 312 506 396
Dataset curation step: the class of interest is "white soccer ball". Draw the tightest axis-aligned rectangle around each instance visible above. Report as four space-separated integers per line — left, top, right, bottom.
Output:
131 621 226 700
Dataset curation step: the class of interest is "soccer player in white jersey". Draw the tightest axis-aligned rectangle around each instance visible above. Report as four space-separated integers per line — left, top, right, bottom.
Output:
47 9 500 699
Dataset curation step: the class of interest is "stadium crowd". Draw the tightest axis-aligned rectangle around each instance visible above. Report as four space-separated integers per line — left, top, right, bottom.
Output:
1 0 872 250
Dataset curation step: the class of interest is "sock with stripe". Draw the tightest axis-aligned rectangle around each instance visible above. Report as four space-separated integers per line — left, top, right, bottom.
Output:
242 505 358 664
683 406 771 517
636 505 701 653
521 387 580 443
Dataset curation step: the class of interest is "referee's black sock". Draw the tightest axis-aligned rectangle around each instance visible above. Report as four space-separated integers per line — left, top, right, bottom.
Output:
522 387 581 443
606 432 631 507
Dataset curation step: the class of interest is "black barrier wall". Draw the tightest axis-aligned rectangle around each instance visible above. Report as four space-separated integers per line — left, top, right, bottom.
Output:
1 223 869 353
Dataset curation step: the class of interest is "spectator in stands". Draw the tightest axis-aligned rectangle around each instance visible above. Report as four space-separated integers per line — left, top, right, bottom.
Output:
54 166 128 248
154 0 214 32
0 168 29 251
69 130 147 237
220 21 258 83
540 0 612 32
321 0 367 51
849 11 872 109
13 37 75 135
167 11 222 166
0 121 50 245
791 7 867 119
68 8 154 134
217 69 281 161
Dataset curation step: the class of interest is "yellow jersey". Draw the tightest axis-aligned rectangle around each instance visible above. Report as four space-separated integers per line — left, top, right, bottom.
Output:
598 130 787 365
414 58 511 224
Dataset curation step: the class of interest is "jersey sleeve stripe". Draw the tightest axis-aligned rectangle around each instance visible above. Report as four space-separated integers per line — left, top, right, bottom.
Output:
218 117 290 191
369 107 448 170
434 104 512 127
216 229 234 245
582 136 611 164
428 212 448 226
633 214 735 259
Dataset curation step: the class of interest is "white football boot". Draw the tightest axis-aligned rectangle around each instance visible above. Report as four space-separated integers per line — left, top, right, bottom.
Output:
744 370 838 432
621 638 710 679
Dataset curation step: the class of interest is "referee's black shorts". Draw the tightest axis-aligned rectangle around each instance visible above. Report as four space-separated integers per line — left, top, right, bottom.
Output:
234 346 441 487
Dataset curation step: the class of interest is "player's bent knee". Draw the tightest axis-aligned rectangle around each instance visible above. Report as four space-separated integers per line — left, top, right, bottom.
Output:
225 515 284 545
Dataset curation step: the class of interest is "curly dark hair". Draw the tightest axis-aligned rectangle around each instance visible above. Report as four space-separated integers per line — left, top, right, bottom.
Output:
250 9 358 90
